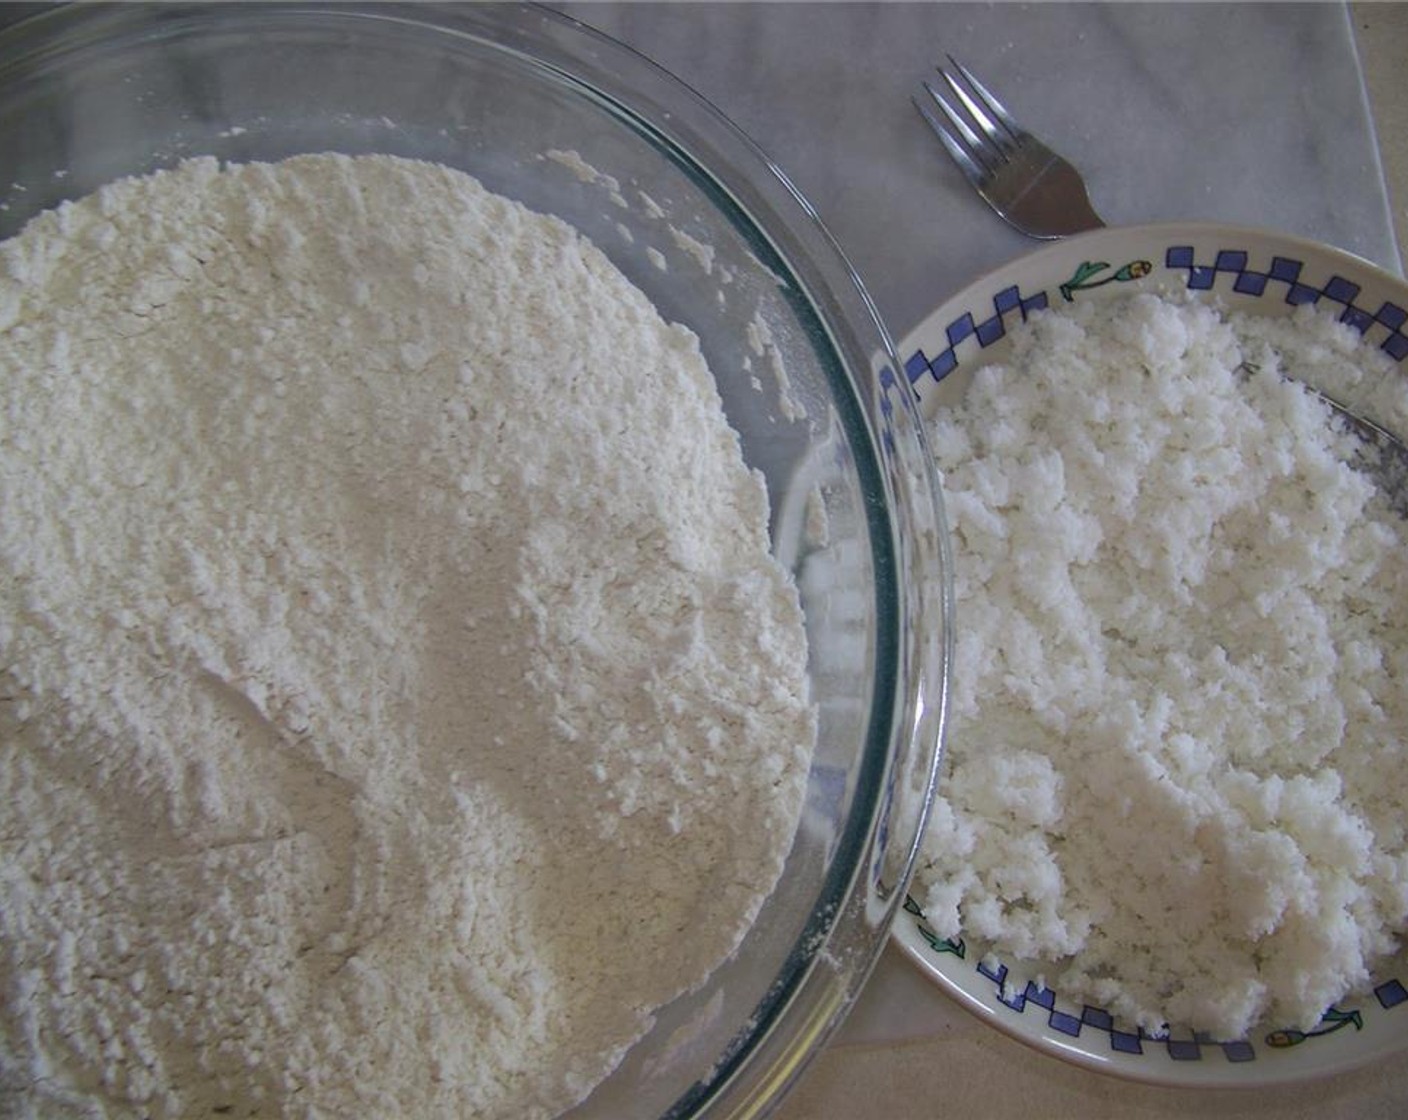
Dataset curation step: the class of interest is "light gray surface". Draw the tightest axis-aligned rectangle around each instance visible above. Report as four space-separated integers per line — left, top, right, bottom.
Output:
556 1 1400 346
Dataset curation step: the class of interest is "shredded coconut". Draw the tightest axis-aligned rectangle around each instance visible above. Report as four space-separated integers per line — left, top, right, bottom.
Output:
744 311 807 424
0 153 815 1118
915 292 1408 1038
666 226 716 277
542 148 628 210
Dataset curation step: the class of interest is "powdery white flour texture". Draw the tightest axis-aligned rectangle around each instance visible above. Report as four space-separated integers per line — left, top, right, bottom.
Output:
0 154 816 1117
915 293 1408 1039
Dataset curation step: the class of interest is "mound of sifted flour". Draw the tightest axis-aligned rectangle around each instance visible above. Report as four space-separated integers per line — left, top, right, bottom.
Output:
0 154 816 1117
915 292 1408 1039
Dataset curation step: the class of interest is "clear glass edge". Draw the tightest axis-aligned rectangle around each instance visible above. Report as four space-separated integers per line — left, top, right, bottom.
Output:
513 12 952 1116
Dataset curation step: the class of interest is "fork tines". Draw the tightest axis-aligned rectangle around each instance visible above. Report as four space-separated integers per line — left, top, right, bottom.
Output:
913 55 1105 238
914 55 1026 180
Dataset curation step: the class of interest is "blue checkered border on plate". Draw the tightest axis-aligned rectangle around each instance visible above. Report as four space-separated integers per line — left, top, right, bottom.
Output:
973 957 1265 1063
903 244 1408 390
903 282 1050 388
1167 245 1408 363
972 960 1408 1064
904 892 1408 1064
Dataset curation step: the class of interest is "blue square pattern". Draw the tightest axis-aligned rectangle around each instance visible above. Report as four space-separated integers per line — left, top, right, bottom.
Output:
903 349 930 385
993 284 1023 314
946 313 976 348
1234 271 1270 297
1224 1040 1257 1063
1165 245 1195 268
906 897 1405 1069
1379 302 1407 330
904 244 1405 389
1165 244 1408 365
1343 306 1376 334
1376 978 1408 1009
1187 266 1218 291
966 954 1408 1065
1167 1038 1202 1062
1324 275 1361 304
903 288 1048 388
968 966 1271 1064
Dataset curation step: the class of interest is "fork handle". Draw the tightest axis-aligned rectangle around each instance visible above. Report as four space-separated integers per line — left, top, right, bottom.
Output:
1017 159 1105 239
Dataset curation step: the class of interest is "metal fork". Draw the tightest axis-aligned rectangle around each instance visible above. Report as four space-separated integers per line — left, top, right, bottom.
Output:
914 57 1105 240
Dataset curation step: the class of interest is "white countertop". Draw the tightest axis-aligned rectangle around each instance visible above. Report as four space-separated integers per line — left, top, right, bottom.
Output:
556 4 1408 1116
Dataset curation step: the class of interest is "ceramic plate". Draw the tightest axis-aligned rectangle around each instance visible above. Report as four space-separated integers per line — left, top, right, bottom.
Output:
892 223 1408 1087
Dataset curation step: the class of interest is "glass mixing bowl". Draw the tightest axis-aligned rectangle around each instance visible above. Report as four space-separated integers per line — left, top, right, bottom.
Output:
0 5 952 1116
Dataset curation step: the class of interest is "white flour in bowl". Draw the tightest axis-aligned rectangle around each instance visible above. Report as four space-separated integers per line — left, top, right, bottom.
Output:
0 154 816 1118
915 292 1408 1039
